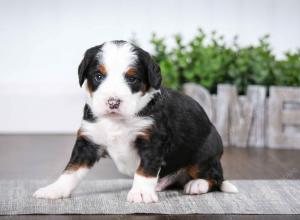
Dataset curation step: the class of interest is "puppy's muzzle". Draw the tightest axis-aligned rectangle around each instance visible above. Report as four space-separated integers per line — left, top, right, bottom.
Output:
107 97 121 110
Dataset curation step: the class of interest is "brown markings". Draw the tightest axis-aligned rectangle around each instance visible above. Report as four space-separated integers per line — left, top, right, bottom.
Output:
64 129 89 172
141 84 150 96
138 128 151 141
135 128 154 177
186 164 200 179
207 178 216 190
86 64 106 96
125 67 151 96
186 164 217 191
64 163 88 173
136 165 155 178
77 128 83 138
126 67 137 76
99 64 107 75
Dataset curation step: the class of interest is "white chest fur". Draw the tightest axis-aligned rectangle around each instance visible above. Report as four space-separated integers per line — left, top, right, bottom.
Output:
81 116 153 177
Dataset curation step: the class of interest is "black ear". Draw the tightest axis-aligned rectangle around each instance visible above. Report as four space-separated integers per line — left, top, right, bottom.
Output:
78 52 90 87
144 52 162 90
78 46 101 87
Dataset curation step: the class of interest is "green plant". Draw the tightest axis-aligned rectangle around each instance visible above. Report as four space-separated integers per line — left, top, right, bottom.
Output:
150 28 300 94
274 50 300 86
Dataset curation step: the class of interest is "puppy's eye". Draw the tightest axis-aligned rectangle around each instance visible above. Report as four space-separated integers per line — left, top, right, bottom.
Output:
126 76 138 84
95 73 105 82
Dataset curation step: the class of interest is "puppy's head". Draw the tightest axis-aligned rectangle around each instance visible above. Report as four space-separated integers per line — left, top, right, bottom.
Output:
78 40 161 118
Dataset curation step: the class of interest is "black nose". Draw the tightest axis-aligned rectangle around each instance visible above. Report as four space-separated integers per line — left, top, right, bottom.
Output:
107 97 121 109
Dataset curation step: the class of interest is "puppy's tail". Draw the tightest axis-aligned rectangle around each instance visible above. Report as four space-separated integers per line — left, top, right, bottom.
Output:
220 180 239 193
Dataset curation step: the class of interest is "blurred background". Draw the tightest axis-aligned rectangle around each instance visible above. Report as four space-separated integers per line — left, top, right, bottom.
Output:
1 0 300 134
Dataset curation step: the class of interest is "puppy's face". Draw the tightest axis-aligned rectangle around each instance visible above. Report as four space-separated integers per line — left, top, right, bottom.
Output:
78 41 162 118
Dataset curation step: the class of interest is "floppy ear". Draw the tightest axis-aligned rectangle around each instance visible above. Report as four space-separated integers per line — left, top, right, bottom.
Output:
144 52 162 90
78 45 102 87
78 52 90 87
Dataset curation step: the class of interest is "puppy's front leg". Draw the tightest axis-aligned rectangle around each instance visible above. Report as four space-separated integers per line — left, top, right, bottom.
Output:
127 163 160 203
33 133 102 199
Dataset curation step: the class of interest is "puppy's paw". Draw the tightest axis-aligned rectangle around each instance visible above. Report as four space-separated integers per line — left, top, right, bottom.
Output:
221 180 238 193
127 188 158 203
33 184 71 199
184 179 209 195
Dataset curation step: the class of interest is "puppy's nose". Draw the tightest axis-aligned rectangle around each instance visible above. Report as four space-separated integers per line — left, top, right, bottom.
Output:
107 97 121 109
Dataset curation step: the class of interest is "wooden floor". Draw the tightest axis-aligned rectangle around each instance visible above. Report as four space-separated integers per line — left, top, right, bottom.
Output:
0 134 299 220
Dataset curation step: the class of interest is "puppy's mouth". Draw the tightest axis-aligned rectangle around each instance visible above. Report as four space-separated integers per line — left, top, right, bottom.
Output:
105 109 123 117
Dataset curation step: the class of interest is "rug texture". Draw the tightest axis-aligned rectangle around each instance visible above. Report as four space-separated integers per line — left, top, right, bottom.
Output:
0 179 299 215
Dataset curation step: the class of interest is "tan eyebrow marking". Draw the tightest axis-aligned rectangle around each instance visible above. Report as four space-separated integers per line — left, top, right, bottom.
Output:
126 67 137 76
99 64 107 75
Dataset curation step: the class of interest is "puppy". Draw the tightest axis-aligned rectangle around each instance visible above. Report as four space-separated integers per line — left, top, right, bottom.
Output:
33 40 238 203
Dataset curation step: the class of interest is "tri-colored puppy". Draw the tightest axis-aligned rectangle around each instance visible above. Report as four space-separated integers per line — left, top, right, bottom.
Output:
33 40 238 203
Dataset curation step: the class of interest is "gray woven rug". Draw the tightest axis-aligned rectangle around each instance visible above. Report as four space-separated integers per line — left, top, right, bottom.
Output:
0 179 299 215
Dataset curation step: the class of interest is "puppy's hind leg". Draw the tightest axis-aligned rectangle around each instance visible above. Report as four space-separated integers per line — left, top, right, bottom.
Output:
33 133 104 199
156 169 190 192
184 160 238 195
183 164 212 195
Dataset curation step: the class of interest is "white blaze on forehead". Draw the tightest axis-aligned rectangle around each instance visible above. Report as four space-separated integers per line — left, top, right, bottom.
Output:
89 41 157 117
99 42 137 75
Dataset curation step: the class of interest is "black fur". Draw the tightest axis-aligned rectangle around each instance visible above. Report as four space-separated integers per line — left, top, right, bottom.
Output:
133 46 162 90
65 136 101 170
83 104 97 122
136 88 224 190
73 41 225 191
123 58 149 94
78 45 104 88
64 105 103 171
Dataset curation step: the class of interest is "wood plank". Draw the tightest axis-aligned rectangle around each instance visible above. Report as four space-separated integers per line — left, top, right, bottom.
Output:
268 86 300 149
247 85 266 148
282 110 300 125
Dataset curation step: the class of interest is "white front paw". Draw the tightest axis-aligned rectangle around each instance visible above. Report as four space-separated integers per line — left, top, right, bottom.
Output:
127 188 158 203
33 184 71 199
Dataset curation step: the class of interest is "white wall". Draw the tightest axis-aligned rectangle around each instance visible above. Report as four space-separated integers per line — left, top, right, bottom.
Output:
0 0 300 133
